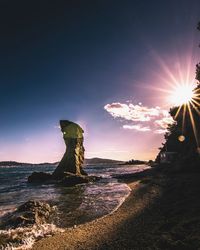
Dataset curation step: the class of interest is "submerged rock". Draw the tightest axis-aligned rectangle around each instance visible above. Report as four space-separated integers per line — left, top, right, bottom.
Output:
59 173 101 187
0 200 56 229
28 172 101 186
28 172 52 183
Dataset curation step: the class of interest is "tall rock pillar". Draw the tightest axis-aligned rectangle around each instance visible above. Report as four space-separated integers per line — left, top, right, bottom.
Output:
52 120 86 179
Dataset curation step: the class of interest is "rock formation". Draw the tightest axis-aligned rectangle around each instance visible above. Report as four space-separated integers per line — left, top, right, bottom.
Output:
52 120 87 179
28 120 100 186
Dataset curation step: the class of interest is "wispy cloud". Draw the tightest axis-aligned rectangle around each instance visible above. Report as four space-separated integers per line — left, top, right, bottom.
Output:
123 124 151 132
154 116 174 129
87 150 128 154
154 116 174 134
154 129 168 134
104 102 174 133
54 125 61 129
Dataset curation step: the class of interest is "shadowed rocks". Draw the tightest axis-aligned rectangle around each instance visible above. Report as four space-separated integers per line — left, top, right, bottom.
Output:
28 172 53 183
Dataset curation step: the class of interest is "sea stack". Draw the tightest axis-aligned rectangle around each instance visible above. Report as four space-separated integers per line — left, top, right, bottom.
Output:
52 120 87 179
28 120 100 186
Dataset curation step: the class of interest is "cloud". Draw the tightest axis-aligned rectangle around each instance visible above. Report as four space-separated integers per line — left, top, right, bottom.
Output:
123 124 151 132
87 150 128 154
54 125 61 129
154 129 168 134
104 103 160 122
104 102 174 134
154 116 174 129
153 116 174 134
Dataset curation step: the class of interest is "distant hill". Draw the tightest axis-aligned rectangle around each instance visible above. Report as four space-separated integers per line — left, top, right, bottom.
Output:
0 161 58 167
0 158 123 167
84 158 124 165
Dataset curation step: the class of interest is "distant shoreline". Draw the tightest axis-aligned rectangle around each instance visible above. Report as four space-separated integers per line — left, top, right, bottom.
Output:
0 158 151 167
0 158 124 167
0 161 58 167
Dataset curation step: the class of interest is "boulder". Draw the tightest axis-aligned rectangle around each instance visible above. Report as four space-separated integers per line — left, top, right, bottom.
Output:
0 200 55 229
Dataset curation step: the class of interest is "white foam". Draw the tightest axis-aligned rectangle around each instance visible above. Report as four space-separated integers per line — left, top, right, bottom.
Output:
108 185 131 215
0 223 64 250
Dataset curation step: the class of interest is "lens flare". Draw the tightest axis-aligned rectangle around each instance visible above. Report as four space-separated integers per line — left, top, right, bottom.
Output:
138 50 200 148
169 85 194 106
178 135 185 142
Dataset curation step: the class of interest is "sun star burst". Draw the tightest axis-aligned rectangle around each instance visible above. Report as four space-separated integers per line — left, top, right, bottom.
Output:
169 84 195 106
170 84 200 147
139 51 200 148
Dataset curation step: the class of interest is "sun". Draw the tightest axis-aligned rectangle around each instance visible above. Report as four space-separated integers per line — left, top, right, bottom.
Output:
169 84 195 106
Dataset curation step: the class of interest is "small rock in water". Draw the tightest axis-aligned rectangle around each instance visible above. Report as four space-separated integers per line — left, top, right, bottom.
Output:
28 172 52 183
59 173 101 187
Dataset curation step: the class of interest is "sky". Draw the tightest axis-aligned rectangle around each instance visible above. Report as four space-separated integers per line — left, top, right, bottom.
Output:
0 0 200 163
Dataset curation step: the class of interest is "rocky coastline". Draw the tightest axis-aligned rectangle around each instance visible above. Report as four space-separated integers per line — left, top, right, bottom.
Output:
32 166 200 250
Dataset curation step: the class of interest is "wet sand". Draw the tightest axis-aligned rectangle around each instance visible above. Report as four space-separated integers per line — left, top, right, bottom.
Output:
33 168 200 249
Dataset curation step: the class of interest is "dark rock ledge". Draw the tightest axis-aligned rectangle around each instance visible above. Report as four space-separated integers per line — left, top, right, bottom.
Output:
28 171 100 186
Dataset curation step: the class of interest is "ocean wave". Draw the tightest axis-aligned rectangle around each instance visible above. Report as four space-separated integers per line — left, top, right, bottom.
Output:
0 223 64 250
0 164 148 249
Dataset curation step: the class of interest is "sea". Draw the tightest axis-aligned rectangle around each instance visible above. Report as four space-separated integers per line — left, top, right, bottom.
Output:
0 163 149 249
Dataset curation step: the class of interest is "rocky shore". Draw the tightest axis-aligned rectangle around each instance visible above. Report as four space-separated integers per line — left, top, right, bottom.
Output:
32 167 200 250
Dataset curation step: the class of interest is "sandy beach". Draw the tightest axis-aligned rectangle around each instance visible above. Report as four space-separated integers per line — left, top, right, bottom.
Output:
32 180 148 250
32 168 200 250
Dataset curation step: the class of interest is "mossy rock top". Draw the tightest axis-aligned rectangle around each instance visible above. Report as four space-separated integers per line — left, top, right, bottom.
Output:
60 120 84 139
